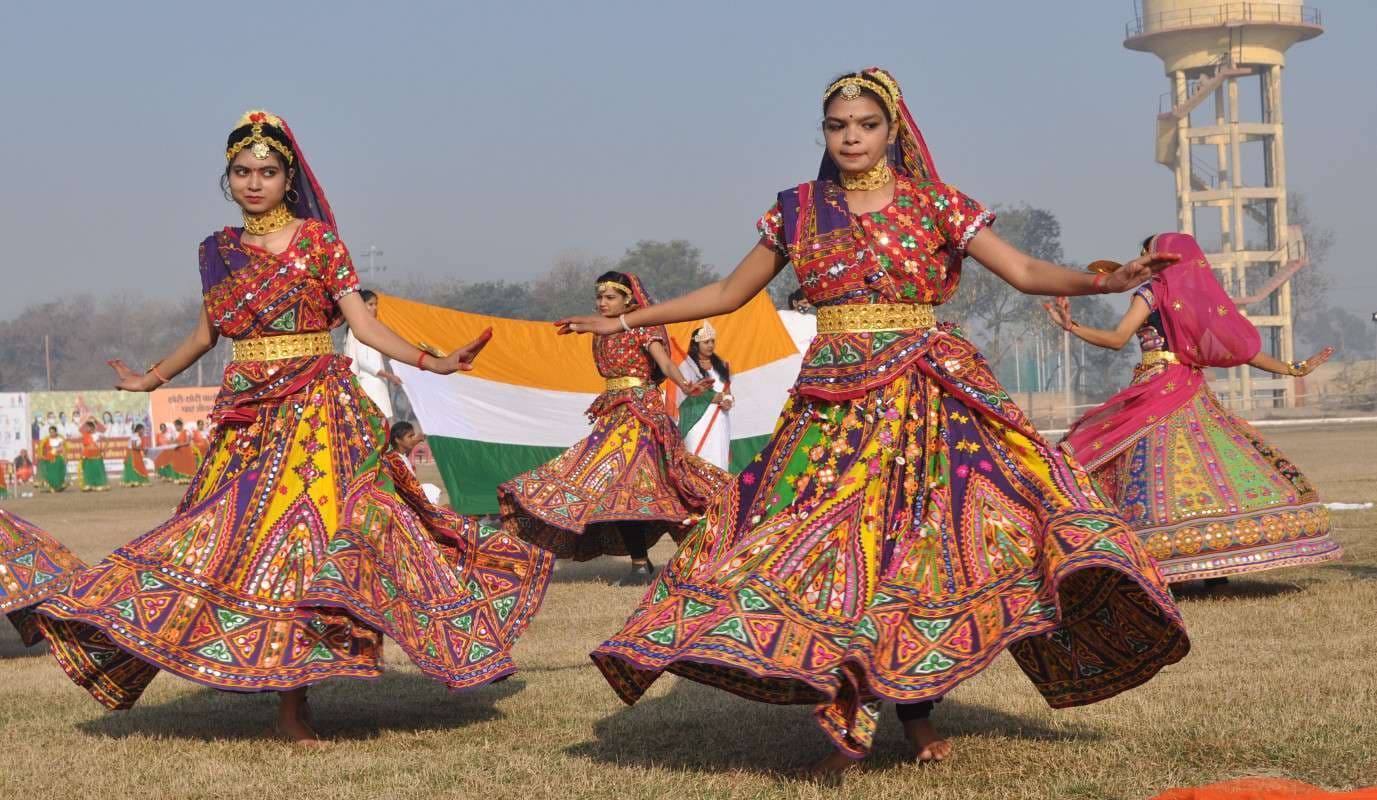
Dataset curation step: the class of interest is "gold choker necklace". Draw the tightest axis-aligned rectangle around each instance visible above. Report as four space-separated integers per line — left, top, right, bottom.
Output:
840 160 893 192
242 203 295 235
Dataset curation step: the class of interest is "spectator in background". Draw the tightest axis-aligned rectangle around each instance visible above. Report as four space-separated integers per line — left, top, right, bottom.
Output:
777 287 817 356
13 449 35 497
345 289 401 419
38 426 67 492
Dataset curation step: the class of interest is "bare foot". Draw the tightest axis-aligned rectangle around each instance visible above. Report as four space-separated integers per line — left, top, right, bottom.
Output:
902 718 952 764
801 749 859 783
265 715 325 747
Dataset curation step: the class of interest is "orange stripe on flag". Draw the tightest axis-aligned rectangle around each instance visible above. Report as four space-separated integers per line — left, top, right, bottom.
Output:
377 291 797 393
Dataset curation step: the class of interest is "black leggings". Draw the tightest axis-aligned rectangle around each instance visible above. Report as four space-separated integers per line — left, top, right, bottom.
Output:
895 698 939 721
617 524 649 561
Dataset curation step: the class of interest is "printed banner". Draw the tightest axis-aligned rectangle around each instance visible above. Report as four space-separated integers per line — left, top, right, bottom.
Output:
28 390 152 442
149 387 220 438
0 393 29 462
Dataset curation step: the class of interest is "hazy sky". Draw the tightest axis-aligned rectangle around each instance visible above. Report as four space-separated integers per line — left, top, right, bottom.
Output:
2 0 1373 317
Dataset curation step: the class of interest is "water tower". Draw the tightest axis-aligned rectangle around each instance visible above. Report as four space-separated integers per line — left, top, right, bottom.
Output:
1125 1 1322 409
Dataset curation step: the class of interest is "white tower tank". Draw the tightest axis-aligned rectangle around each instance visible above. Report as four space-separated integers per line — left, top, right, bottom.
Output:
1125 0 1323 409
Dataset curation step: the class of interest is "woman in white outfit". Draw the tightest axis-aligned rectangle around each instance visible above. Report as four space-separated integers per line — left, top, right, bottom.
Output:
678 321 733 471
344 289 400 418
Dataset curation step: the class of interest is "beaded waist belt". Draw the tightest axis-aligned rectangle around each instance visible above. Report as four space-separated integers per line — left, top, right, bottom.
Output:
231 332 335 362
1139 350 1180 368
605 376 645 391
816 303 936 334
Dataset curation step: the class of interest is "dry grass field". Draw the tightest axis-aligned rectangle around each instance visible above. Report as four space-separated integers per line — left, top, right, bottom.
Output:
1 423 1374 800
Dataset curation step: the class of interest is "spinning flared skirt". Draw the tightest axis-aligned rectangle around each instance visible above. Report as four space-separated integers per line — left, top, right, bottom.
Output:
499 402 729 560
121 452 151 487
0 509 86 646
1089 385 1340 582
80 457 109 491
592 362 1189 757
154 446 197 484
34 364 389 709
38 458 67 492
299 453 554 691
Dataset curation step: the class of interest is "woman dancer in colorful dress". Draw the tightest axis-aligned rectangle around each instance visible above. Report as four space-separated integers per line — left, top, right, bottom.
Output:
561 69 1190 772
120 423 151 488
30 110 494 744
154 419 198 483
1 509 86 649
1050 233 1340 584
678 322 734 471
499 272 729 586
37 426 67 493
77 419 110 492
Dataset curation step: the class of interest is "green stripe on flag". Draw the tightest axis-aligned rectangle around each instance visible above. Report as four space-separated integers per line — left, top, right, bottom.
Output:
428 436 564 515
728 433 772 473
429 432 774 516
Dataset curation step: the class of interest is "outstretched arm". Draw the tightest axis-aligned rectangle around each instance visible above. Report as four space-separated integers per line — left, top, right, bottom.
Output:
1046 295 1152 351
557 244 787 336
339 293 491 376
967 228 1178 297
109 306 220 392
1249 346 1333 377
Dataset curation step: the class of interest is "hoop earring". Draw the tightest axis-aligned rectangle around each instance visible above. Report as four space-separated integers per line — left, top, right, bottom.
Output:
286 187 300 204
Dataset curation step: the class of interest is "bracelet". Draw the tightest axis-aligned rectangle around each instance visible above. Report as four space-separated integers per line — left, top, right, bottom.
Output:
147 363 170 385
619 314 632 332
1091 273 1109 294
417 352 428 372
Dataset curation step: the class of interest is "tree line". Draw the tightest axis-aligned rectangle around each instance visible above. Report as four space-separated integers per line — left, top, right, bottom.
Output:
1 200 1357 405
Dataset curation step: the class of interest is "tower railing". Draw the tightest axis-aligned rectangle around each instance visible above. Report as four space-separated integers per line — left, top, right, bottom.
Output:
1126 3 1321 39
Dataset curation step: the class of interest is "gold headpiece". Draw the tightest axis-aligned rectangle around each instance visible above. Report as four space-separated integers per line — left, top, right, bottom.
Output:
598 280 633 298
823 71 900 123
693 320 717 343
226 109 294 164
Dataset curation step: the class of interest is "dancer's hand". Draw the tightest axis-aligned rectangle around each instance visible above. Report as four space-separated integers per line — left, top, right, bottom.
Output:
556 315 622 336
1290 346 1333 377
1103 251 1180 292
107 359 159 392
685 377 714 396
430 328 493 374
1043 297 1074 331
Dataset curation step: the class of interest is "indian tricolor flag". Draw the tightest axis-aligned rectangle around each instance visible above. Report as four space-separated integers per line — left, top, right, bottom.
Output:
378 292 801 514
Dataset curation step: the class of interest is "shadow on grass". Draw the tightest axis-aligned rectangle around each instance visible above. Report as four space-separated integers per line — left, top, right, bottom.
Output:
565 678 1101 775
75 671 523 742
1170 578 1304 602
1318 561 1377 581
0 617 49 659
550 558 629 586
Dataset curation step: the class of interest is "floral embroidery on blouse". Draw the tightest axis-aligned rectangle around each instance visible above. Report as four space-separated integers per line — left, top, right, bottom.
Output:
756 176 993 307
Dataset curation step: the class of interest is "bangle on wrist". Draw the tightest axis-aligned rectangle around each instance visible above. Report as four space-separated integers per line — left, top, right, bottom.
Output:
619 314 632 332
147 363 170 385
1091 273 1109 294
417 352 428 371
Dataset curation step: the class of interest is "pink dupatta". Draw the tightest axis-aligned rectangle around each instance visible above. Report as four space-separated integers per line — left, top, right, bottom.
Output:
1064 233 1261 470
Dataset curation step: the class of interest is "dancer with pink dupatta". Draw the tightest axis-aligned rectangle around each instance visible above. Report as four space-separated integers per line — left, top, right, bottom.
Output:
1053 233 1340 584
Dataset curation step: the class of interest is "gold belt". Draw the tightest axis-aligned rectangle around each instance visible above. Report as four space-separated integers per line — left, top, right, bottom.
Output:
816 303 936 334
1140 350 1180 368
605 376 645 391
231 332 334 362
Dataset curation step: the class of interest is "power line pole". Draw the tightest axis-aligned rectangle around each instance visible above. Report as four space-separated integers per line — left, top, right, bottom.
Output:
358 245 388 281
